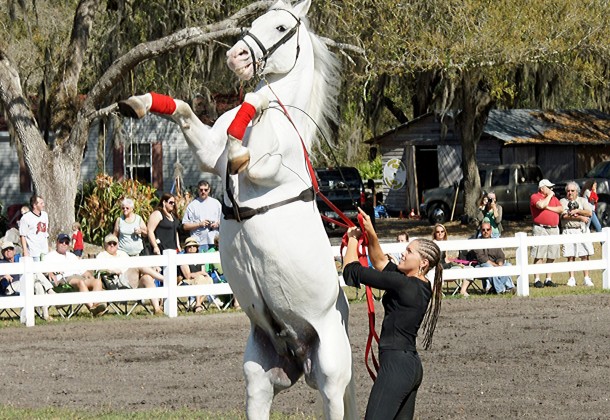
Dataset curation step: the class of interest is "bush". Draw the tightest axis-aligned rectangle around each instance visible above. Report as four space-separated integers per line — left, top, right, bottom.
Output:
76 175 159 245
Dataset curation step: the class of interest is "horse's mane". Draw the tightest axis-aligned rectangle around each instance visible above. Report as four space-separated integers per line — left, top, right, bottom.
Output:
304 29 340 150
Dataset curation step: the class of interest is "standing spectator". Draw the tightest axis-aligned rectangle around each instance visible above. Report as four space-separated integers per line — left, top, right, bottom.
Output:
96 233 165 314
182 181 221 252
582 179 602 232
475 192 503 237
560 181 594 287
113 198 148 256
19 194 49 261
530 179 563 288
71 222 84 257
178 236 220 312
45 233 107 316
474 222 515 294
148 193 181 255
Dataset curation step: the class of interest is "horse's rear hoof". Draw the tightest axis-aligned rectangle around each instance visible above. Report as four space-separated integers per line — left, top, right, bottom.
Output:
229 156 250 175
118 98 146 119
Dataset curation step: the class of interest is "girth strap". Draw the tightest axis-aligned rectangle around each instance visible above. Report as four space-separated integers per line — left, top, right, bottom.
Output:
223 187 315 222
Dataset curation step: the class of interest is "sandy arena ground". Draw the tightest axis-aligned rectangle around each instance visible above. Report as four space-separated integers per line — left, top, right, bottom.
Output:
2 293 610 419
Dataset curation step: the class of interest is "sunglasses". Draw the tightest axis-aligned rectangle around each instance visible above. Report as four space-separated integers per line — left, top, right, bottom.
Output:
121 206 132 210
106 241 118 246
566 189 576 192
199 189 210 193
58 240 70 245
167 201 175 205
3 247 14 251
481 228 491 232
435 230 445 234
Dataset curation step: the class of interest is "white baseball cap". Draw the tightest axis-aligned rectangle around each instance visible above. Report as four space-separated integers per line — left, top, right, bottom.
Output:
538 179 554 189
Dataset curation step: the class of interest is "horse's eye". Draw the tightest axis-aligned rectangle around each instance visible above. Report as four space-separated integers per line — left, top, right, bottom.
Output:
276 25 287 32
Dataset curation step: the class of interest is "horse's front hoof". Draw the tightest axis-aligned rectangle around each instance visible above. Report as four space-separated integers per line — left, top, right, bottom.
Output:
117 97 146 119
229 156 250 175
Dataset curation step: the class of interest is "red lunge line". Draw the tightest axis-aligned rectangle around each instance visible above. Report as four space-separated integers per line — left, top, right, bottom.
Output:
227 102 257 140
149 92 177 115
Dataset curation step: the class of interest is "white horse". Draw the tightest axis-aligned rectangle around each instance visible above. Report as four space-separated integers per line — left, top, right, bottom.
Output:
118 1 356 418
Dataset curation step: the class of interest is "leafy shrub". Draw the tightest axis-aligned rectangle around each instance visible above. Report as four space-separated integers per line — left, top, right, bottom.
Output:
76 174 159 245
357 156 383 181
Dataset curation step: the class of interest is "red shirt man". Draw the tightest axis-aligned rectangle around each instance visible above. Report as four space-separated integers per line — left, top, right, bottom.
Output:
529 179 564 288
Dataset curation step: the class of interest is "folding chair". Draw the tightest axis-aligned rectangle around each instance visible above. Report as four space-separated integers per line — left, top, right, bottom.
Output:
208 269 233 310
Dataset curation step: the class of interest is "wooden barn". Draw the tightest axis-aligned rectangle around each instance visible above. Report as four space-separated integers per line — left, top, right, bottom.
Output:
367 109 610 213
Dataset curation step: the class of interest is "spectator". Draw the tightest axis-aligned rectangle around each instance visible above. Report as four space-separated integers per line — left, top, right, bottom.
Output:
0 240 56 321
0 241 21 295
1 205 29 255
181 181 221 252
45 233 108 316
474 222 515 294
148 193 181 255
19 194 49 261
96 233 165 314
71 222 84 257
113 198 148 256
582 179 602 232
430 224 469 296
178 236 221 312
475 192 503 237
204 235 239 309
388 230 410 264
560 181 594 287
530 179 563 288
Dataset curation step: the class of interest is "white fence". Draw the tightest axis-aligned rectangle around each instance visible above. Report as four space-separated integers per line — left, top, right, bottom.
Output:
2 228 609 326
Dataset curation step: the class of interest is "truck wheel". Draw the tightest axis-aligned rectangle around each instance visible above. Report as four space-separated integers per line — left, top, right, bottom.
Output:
428 203 449 224
597 201 609 228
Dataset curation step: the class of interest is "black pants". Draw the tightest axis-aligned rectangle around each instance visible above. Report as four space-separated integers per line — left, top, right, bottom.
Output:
365 349 423 420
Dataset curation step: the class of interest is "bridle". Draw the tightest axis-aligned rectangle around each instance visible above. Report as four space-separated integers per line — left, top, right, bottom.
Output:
240 9 301 76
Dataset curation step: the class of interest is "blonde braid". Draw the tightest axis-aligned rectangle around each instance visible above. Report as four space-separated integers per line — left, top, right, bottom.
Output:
413 238 443 350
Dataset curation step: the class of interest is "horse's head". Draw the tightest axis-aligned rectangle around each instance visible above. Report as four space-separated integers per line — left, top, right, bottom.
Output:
227 0 311 80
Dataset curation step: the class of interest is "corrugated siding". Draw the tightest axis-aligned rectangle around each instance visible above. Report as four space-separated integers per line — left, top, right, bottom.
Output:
0 132 27 206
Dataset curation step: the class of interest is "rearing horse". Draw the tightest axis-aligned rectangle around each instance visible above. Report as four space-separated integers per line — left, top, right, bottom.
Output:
117 1 356 418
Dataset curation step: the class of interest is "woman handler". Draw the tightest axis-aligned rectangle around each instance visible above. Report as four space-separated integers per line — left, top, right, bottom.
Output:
342 209 443 419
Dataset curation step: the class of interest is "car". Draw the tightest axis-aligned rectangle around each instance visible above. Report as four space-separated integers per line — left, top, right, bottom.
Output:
420 164 543 224
315 167 365 232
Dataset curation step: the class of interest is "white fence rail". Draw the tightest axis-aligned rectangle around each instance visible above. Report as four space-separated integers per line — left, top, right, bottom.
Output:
2 228 609 326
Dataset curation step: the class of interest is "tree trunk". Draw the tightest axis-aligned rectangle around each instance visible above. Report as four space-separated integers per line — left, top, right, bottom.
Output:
454 71 494 220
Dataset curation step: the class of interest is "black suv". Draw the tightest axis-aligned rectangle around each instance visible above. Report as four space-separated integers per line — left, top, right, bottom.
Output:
315 167 365 231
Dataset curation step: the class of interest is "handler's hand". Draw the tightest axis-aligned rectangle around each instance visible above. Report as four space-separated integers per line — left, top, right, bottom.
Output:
347 226 361 240
357 207 376 236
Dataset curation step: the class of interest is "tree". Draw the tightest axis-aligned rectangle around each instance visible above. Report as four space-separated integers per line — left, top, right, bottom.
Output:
0 0 276 239
334 0 610 218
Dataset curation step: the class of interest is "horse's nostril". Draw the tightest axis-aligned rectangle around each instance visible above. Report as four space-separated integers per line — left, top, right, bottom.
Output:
238 49 249 57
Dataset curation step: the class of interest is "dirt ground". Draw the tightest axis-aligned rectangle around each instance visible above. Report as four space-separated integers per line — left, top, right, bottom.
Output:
1 293 610 419
2 217 610 418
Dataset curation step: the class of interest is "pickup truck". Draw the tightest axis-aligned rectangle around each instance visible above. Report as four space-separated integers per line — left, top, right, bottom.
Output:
554 160 610 227
315 166 365 232
420 164 544 224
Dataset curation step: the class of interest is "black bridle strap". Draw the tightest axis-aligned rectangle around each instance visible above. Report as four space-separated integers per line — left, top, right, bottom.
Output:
223 186 315 221
240 9 301 75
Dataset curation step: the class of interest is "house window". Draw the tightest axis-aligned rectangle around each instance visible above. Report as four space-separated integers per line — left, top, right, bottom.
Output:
125 142 152 184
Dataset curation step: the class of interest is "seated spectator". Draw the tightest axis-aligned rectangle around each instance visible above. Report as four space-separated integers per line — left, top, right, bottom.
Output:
96 233 165 314
388 231 410 264
178 236 219 312
0 240 55 321
0 241 21 295
473 222 515 294
45 233 108 316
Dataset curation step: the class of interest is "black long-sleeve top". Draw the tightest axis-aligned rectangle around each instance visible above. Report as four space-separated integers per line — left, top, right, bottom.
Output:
343 261 432 351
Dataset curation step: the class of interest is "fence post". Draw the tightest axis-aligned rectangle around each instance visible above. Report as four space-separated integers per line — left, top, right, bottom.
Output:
163 249 178 317
22 256 36 326
602 227 610 289
515 232 530 297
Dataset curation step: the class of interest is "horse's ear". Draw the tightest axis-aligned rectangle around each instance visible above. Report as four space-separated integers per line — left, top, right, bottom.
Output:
292 0 311 18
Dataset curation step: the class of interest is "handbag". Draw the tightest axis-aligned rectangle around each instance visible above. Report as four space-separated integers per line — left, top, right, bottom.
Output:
101 273 121 290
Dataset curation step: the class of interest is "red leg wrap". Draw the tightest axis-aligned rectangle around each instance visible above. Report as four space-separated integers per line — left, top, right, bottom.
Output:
149 92 177 115
227 102 257 141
